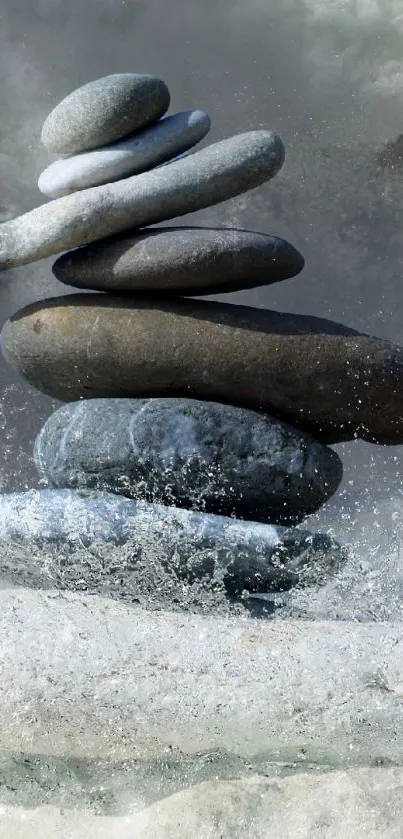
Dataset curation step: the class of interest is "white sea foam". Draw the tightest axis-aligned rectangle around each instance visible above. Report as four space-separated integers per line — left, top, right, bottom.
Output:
233 0 403 101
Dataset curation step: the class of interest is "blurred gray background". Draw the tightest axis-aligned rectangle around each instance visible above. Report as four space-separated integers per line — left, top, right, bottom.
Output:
1 0 403 543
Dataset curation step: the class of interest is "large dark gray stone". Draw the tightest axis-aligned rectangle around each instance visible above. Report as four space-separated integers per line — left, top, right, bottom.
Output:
0 131 285 270
52 227 304 294
3 294 403 444
38 110 211 198
34 398 342 525
0 489 344 611
40 73 171 154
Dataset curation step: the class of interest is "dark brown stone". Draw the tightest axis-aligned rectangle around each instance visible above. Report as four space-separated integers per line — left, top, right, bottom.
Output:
2 294 403 444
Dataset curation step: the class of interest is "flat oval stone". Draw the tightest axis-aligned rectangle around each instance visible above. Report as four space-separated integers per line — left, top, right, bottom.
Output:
2 294 403 444
34 398 342 525
52 227 304 294
0 131 285 271
0 489 345 601
38 110 211 198
41 73 171 154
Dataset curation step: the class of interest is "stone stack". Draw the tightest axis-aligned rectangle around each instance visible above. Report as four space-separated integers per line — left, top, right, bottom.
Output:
3 70 403 839
2 71 403 611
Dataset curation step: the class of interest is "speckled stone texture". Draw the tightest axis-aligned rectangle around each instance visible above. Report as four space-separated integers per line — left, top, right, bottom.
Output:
0 131 285 270
0 489 344 609
52 226 304 294
3 293 403 444
33 398 342 524
4 770 403 839
40 73 171 154
0 589 401 767
38 110 211 197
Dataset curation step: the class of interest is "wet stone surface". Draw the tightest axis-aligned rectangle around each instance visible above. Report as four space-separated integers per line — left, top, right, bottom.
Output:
34 397 342 525
0 489 345 613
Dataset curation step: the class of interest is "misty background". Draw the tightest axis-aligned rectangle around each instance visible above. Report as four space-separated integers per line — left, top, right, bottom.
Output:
1 0 403 546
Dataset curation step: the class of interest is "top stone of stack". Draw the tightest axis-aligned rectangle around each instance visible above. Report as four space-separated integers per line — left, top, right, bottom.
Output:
41 73 171 154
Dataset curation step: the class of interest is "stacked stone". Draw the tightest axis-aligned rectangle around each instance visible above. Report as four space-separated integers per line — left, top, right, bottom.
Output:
2 72 403 610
